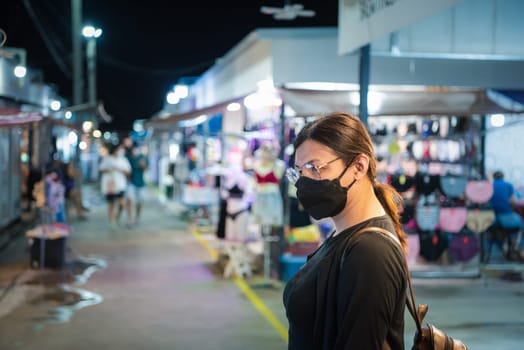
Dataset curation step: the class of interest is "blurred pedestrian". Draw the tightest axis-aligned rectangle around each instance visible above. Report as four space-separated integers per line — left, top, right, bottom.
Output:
99 144 131 228
125 144 148 227
64 161 89 220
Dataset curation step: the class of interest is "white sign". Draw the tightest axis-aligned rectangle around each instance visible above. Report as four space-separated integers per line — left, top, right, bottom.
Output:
339 0 463 54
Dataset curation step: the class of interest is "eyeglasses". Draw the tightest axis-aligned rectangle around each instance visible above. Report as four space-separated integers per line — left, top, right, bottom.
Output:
286 157 341 184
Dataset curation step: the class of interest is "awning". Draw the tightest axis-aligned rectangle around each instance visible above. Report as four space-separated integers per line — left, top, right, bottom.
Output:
0 107 43 127
144 86 524 131
278 86 523 117
491 89 524 108
46 118 83 132
145 95 246 129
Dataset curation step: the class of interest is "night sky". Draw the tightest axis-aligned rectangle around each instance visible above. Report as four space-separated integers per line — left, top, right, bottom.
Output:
2 1 338 132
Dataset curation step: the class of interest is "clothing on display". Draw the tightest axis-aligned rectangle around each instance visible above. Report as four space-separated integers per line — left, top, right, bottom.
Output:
415 172 441 196
465 180 493 204
389 173 416 193
440 175 468 198
252 147 284 227
371 115 486 270
252 190 283 227
438 207 467 233
448 232 479 262
415 198 440 232
255 171 280 184
221 166 253 241
466 208 496 234
225 197 251 241
419 231 448 262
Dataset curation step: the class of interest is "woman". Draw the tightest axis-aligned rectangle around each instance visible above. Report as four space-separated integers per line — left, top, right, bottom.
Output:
283 113 408 350
99 144 131 227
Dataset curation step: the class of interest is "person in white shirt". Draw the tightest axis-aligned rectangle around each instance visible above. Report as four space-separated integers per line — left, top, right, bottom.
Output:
99 144 131 227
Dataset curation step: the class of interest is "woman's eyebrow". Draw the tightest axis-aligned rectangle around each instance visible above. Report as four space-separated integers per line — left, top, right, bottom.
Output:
295 158 321 168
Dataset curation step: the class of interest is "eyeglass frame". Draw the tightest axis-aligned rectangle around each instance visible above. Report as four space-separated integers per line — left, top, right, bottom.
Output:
286 157 341 184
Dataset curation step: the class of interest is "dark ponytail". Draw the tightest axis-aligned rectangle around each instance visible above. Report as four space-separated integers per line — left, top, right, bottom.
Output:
373 182 408 254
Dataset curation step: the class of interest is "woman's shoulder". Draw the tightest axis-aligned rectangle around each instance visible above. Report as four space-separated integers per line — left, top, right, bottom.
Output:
339 218 400 256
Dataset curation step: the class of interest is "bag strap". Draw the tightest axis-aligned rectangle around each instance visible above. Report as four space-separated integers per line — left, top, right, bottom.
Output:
352 226 423 333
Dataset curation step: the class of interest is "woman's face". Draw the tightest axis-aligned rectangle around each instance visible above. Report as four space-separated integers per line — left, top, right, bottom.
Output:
295 139 348 183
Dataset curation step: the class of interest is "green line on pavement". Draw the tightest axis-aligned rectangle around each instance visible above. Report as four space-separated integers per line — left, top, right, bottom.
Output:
191 227 288 343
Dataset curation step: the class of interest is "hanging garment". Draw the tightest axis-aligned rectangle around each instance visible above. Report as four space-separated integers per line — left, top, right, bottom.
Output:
465 180 494 204
415 204 440 232
440 175 468 198
252 190 284 226
448 233 479 262
255 171 280 184
415 172 441 196
389 174 416 194
228 184 245 198
416 195 440 231
466 208 496 234
419 231 448 262
438 207 467 233
225 197 251 241
400 202 415 225
406 233 421 265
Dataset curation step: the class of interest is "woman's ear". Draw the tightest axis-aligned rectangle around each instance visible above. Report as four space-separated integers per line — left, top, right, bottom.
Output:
354 154 369 179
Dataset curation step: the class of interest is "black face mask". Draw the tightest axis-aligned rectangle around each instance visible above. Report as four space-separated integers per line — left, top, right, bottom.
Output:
295 163 356 220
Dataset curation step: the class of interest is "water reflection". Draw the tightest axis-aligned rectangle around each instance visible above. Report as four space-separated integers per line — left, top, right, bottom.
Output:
31 284 103 323
27 256 107 324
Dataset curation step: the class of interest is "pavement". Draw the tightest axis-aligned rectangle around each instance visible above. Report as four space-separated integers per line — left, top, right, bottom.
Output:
0 183 523 350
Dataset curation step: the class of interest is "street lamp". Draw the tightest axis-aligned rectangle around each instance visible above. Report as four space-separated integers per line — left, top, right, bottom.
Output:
82 25 102 105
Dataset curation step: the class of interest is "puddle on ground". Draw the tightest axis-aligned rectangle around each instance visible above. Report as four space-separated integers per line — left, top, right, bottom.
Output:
26 256 107 286
24 256 106 324
31 284 103 323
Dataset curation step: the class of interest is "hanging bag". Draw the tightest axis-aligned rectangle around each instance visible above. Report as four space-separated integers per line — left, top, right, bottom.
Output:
352 227 469 350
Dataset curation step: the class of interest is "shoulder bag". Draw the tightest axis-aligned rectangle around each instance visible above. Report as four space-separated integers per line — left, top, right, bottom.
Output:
352 226 469 350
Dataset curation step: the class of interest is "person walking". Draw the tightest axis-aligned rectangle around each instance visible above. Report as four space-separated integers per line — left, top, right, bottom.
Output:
489 170 524 261
283 112 408 349
124 145 148 227
99 144 131 228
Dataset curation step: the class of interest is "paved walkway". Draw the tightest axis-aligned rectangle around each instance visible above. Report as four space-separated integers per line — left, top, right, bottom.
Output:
0 184 523 349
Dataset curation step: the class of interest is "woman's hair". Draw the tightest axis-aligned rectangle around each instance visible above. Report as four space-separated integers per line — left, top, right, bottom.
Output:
294 112 407 253
107 143 120 155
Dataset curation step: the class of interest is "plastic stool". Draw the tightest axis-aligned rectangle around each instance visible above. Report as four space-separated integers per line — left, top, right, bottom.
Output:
485 225 522 263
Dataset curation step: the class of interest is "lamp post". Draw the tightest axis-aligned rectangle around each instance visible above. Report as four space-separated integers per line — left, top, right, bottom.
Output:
82 25 102 106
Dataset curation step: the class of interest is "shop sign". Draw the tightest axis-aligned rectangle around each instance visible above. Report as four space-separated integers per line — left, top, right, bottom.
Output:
339 0 463 55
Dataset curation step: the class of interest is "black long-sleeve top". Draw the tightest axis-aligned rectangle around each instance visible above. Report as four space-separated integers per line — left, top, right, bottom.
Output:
283 216 407 350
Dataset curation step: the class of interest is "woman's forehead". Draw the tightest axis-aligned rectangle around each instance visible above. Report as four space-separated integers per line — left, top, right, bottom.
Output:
295 139 336 164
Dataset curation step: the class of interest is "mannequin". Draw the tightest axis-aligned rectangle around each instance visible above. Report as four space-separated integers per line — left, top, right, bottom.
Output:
252 144 285 227
216 149 256 278
223 163 252 241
